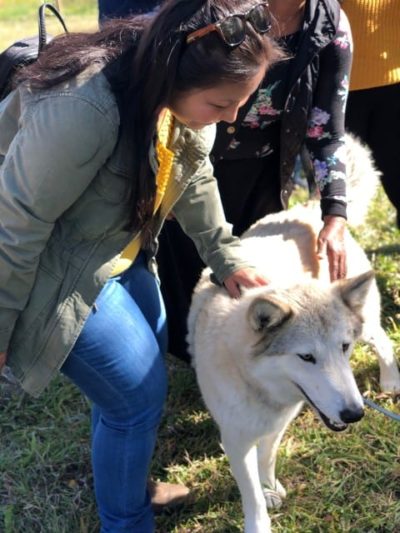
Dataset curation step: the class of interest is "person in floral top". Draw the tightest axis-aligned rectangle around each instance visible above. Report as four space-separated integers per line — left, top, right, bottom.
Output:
215 4 352 237
157 0 354 362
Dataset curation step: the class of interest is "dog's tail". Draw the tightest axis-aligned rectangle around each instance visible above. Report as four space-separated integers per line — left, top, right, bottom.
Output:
343 132 380 228
299 133 380 228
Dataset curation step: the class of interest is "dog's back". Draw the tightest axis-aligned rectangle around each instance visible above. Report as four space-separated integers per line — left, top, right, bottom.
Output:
241 203 374 281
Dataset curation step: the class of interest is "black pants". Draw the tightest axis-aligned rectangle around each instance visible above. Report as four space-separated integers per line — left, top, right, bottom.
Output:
345 83 400 226
157 156 282 362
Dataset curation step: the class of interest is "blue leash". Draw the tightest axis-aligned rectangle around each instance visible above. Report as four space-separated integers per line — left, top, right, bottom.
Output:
363 396 400 422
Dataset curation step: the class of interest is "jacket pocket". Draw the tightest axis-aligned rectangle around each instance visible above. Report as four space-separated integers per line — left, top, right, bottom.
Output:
10 265 62 352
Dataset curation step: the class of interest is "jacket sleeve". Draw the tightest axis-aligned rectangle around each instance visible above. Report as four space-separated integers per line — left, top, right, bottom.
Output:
172 153 252 284
0 94 118 351
305 9 353 219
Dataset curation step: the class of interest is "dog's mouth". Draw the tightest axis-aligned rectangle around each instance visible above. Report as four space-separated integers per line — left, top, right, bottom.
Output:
296 384 348 432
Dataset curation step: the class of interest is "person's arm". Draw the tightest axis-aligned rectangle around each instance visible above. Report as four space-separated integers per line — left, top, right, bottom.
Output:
305 9 353 280
172 154 268 295
0 94 118 353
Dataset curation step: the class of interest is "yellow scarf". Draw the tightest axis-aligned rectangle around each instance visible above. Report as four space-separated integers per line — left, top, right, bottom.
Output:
110 109 175 276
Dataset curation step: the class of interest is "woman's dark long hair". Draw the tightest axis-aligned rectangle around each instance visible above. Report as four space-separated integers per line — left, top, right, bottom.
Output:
17 0 284 242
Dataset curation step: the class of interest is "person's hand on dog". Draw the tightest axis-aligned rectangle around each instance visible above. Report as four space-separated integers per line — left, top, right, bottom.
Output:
317 215 347 281
224 268 269 299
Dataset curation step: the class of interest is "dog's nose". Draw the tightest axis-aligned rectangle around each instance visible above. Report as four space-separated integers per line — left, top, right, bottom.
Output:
340 406 364 424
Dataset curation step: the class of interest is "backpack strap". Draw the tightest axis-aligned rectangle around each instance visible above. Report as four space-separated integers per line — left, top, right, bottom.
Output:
38 3 69 52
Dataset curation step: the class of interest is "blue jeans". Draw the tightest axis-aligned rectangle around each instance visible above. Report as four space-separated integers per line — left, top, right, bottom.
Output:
61 253 168 532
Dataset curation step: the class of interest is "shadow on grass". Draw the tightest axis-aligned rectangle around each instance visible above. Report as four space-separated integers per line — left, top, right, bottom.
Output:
154 355 225 468
155 474 243 533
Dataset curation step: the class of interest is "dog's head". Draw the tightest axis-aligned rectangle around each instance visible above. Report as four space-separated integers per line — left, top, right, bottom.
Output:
243 271 375 432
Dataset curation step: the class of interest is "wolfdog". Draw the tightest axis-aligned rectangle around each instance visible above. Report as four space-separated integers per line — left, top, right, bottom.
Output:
187 135 400 533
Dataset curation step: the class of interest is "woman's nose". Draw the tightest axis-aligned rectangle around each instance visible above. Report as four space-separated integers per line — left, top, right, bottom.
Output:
221 105 240 124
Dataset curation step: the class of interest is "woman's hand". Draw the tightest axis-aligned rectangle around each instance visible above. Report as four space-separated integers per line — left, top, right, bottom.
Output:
223 268 269 299
317 215 347 281
0 351 6 373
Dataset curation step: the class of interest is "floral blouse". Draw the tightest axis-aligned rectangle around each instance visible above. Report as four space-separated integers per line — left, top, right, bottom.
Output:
224 10 353 207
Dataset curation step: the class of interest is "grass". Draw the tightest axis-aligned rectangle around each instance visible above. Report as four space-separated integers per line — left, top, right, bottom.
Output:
0 0 98 51
1 3 400 532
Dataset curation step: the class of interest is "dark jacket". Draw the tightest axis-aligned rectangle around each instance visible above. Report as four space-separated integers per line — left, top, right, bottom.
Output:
212 0 341 210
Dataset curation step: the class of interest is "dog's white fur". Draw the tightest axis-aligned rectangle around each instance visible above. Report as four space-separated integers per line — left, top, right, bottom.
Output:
187 134 400 532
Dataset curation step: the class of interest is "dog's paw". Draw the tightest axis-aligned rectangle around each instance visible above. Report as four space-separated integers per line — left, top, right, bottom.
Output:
262 479 286 509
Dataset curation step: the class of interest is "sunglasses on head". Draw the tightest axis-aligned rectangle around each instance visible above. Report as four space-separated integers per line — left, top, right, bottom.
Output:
186 2 272 48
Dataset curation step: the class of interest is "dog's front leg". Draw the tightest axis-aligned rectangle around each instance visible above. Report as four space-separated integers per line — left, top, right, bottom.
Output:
221 430 271 533
257 429 287 509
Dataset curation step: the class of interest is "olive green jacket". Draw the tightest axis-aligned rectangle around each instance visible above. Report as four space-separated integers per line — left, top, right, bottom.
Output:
0 67 250 396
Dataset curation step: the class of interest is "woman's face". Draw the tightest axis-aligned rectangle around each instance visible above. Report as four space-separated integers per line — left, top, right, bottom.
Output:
168 68 265 130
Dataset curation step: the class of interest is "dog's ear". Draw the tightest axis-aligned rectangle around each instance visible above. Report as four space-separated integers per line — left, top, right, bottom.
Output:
248 296 292 333
336 270 375 313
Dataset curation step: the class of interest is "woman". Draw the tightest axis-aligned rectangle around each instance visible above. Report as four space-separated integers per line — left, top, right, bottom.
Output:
157 0 353 361
0 1 283 530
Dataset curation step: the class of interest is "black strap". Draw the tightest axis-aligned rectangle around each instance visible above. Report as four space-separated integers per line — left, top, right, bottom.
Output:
38 3 69 53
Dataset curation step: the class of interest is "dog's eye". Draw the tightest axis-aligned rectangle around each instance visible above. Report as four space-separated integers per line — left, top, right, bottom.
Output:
297 353 316 364
342 343 350 352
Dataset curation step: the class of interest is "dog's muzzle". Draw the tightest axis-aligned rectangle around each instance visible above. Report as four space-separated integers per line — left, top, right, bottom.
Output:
295 384 364 432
